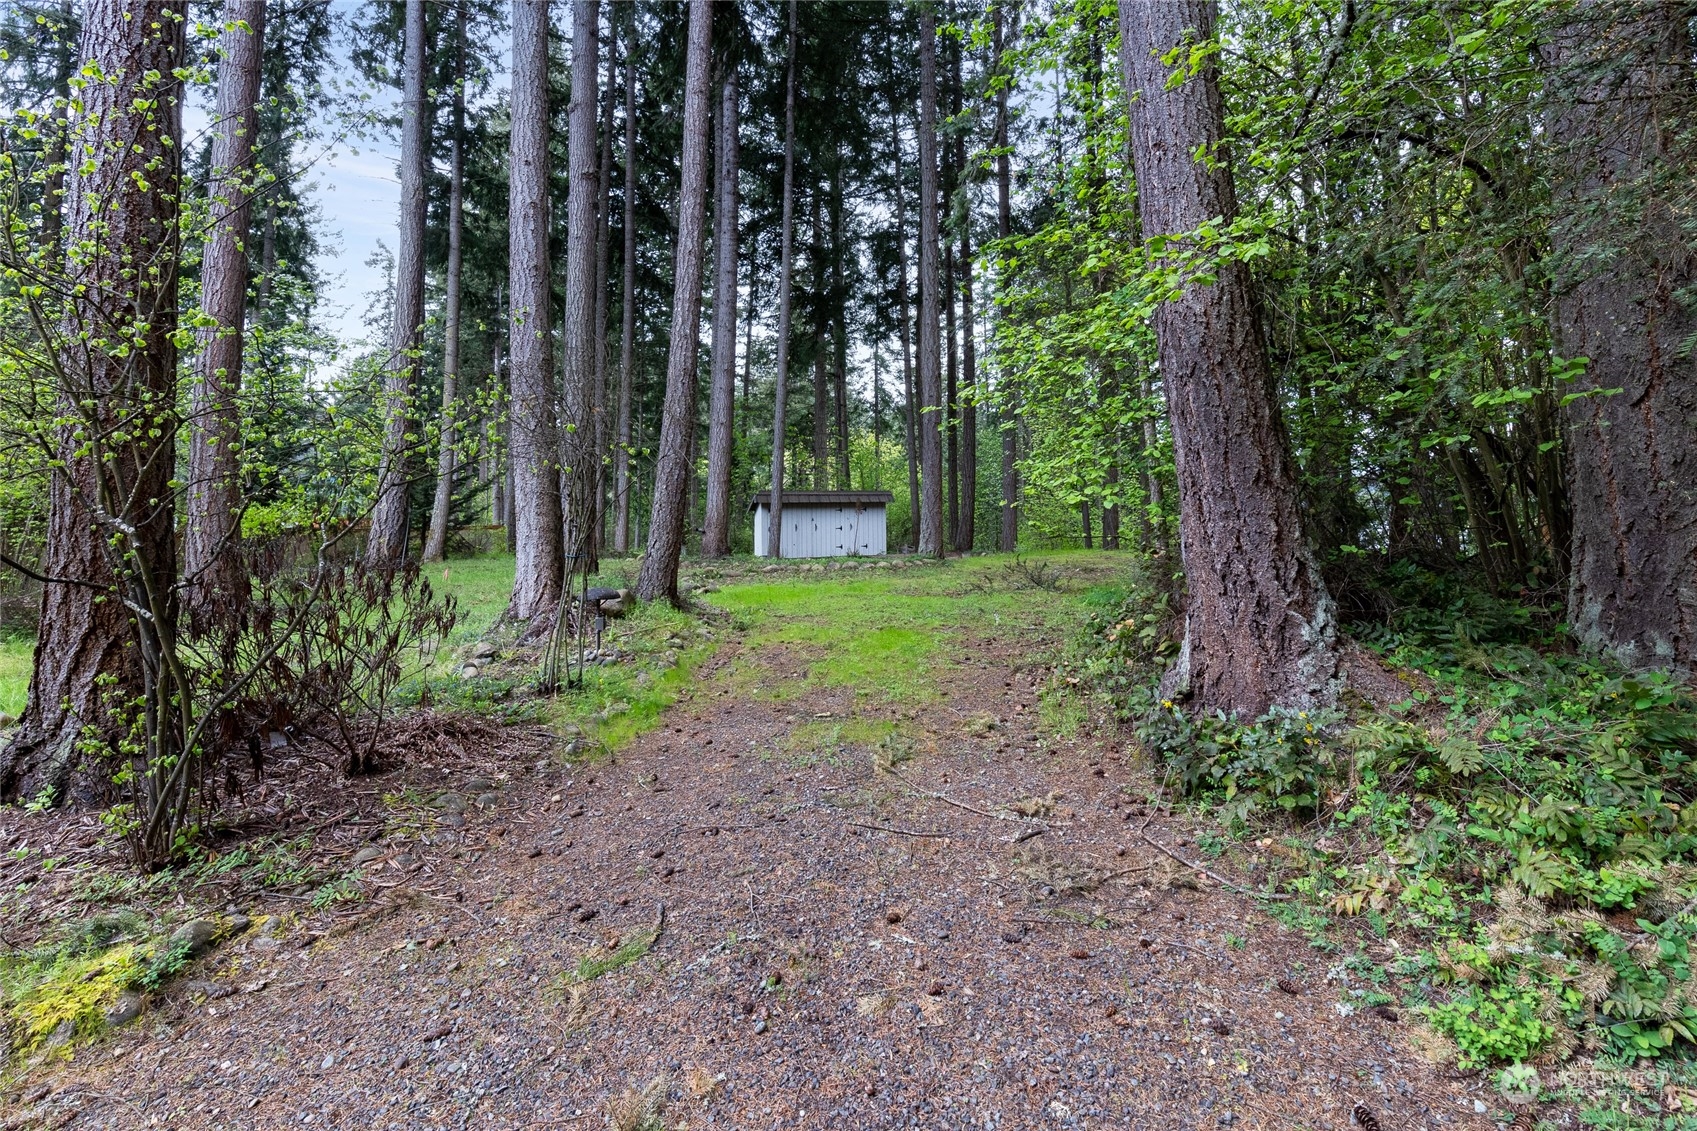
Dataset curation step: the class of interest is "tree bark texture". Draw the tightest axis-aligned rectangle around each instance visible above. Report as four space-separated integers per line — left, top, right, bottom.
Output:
995 0 1018 552
810 193 829 491
561 0 601 568
767 1 799 557
831 161 850 489
183 0 264 623
614 19 637 554
366 0 429 567
424 1 468 564
1120 0 1336 716
589 23 617 566
1547 2 1697 669
891 93 919 548
507 0 563 618
702 62 740 557
957 221 978 551
636 0 711 601
6 0 185 804
916 7 945 557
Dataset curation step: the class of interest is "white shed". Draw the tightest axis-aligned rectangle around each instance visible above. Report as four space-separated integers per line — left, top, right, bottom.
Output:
750 490 892 558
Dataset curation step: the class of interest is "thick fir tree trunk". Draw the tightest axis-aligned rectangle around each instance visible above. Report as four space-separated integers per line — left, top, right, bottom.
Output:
1120 0 1336 715
636 0 712 601
507 0 564 618
562 0 601 568
916 7 945 557
424 1 468 564
1547 3 1697 669
184 0 264 624
995 1 1018 552
702 63 740 558
366 0 429 567
5 0 184 805
614 26 637 554
767 1 799 558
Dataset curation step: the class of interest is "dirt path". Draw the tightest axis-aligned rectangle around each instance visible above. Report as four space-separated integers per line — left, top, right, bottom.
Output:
12 582 1497 1131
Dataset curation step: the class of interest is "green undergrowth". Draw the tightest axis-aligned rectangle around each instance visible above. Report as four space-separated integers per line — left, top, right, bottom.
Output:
420 556 713 756
0 634 30 720
1069 558 1697 1106
0 912 242 1059
563 925 659 984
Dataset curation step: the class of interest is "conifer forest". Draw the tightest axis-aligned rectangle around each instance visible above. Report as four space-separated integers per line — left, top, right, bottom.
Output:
0 1 1694 1128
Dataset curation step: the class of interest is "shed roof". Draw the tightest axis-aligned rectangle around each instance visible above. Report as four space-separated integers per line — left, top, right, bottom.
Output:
748 490 893 512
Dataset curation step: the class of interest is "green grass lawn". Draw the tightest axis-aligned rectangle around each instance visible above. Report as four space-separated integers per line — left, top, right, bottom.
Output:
0 636 30 719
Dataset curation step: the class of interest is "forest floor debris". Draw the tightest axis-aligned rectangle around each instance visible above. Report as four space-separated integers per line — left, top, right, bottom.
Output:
0 554 1523 1128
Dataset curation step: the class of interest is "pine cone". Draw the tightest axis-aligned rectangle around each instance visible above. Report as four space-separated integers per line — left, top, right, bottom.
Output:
1276 976 1304 995
1353 1104 1382 1131
1509 1112 1537 1131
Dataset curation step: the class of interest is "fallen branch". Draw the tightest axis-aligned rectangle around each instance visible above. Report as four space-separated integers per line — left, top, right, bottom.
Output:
845 820 951 839
887 767 1067 828
1139 832 1291 901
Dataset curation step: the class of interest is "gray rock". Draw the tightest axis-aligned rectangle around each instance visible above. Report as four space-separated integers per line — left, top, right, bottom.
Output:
432 792 466 813
170 919 218 958
103 992 144 1026
43 1019 75 1049
470 641 498 660
440 811 466 828
598 597 626 617
225 914 251 935
474 792 500 810
459 663 479 679
350 846 384 867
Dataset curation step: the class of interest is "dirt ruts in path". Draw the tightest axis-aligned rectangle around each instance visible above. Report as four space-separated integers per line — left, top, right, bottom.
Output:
19 633 1493 1131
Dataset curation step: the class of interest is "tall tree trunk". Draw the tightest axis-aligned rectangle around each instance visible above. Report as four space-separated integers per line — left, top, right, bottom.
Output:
562 0 601 573
366 0 430 567
635 0 712 601
184 0 265 623
424 1 468 564
5 0 185 804
1120 0 1336 715
958 217 979 551
589 20 617 567
702 61 740 558
892 101 919 549
767 0 799 557
831 159 850 489
38 1 75 252
614 17 637 554
995 0 1018 552
1547 3 1697 668
810 193 829 491
508 0 563 618
916 6 945 557
944 220 959 544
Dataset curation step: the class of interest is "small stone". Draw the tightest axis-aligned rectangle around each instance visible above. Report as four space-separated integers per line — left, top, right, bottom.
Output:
439 812 465 828
470 641 498 660
350 846 384 867
321 1053 335 1070
103 992 144 1026
459 664 479 679
752 1018 767 1034
1002 927 1026 944
225 914 251 934
475 792 500 810
43 1020 75 1049
573 907 598 924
